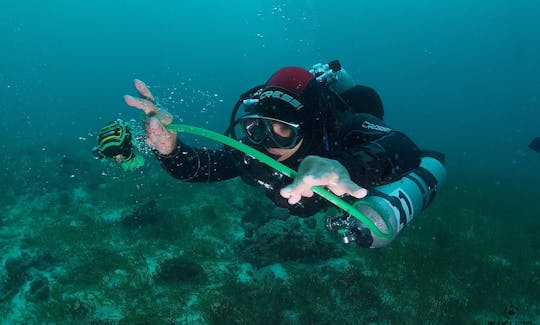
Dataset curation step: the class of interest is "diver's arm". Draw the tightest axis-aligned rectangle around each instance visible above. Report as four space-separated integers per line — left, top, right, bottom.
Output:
122 79 240 182
156 140 240 182
329 112 421 188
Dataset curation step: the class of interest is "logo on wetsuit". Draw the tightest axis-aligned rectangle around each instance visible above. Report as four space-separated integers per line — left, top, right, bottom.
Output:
260 90 304 110
362 121 392 133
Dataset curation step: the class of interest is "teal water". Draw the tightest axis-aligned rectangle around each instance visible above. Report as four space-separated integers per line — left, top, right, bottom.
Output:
1 1 539 323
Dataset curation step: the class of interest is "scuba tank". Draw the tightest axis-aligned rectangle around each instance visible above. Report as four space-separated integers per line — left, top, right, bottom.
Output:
326 152 447 248
312 60 445 247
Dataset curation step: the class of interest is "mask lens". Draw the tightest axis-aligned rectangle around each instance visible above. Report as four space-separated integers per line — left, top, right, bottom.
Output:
240 116 300 149
241 118 267 143
269 121 297 148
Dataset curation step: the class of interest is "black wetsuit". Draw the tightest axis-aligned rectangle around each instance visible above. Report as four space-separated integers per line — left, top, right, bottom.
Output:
155 110 421 217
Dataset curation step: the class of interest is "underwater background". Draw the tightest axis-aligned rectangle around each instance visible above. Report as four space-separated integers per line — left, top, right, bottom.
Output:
1 0 539 323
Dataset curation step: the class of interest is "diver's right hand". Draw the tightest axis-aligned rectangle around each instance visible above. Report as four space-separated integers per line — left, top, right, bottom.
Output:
124 79 177 155
144 117 177 155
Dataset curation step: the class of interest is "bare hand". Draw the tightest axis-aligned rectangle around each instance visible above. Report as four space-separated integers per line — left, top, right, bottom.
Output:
124 79 177 155
280 155 367 205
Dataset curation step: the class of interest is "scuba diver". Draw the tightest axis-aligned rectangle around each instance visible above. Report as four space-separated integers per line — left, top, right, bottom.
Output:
529 137 540 153
94 60 446 247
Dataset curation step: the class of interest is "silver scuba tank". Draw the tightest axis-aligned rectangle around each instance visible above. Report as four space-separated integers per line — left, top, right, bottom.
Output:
326 153 447 248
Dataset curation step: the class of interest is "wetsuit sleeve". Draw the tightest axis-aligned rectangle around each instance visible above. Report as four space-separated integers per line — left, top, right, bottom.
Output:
155 139 240 182
329 112 421 188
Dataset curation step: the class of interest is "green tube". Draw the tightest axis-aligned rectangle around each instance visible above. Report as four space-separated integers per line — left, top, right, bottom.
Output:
166 124 393 239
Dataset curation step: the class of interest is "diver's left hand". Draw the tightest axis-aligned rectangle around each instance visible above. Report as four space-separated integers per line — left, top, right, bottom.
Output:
280 155 367 205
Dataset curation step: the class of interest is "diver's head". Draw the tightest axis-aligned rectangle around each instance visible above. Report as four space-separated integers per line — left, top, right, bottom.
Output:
239 66 325 161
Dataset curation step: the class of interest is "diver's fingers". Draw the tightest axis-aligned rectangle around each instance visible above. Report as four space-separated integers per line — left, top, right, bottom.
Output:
124 95 158 115
327 181 368 199
285 192 302 205
134 79 155 103
280 175 322 204
280 177 311 199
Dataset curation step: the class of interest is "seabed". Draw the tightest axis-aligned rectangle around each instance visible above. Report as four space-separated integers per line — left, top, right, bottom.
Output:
0 149 538 324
